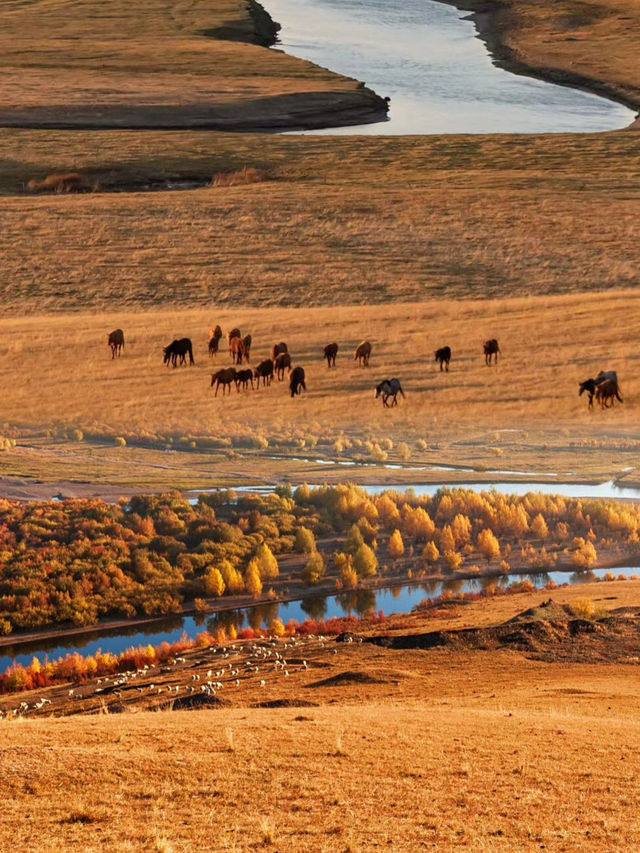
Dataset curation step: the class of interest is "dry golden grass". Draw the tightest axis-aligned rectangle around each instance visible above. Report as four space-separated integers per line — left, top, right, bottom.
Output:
0 130 639 312
4 581 640 851
0 0 376 129
1 290 640 488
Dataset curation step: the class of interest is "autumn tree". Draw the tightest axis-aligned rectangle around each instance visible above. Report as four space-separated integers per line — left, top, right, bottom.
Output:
477 528 501 563
353 543 378 577
256 542 279 580
302 551 325 585
571 537 597 569
295 526 316 554
204 567 225 597
422 541 440 565
245 560 263 597
388 529 405 560
530 513 549 540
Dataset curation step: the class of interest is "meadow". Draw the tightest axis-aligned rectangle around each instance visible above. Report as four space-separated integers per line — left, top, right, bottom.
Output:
1 129 639 313
0 290 639 489
3 579 640 851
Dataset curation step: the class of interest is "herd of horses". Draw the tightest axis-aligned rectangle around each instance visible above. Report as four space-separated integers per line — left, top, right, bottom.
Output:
107 328 623 411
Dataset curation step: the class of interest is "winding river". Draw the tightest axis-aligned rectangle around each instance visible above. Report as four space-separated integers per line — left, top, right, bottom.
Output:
266 0 635 132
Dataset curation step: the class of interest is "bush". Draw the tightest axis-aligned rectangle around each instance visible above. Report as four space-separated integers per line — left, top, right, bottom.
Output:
114 436 127 446
295 526 316 554
211 166 269 187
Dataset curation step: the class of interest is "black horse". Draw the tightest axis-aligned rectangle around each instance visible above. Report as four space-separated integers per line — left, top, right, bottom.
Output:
164 338 194 367
579 378 597 409
290 366 306 397
483 339 500 366
324 342 338 368
434 346 451 372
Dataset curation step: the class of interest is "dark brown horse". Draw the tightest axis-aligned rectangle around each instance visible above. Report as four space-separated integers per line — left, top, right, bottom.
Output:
208 325 223 357
108 328 124 359
595 379 623 409
275 351 292 380
164 338 194 367
228 328 241 355
243 334 252 362
235 368 254 392
579 378 597 409
435 346 451 372
324 342 338 368
354 341 372 367
290 366 306 397
211 367 237 396
254 359 274 387
271 342 288 362
483 339 500 366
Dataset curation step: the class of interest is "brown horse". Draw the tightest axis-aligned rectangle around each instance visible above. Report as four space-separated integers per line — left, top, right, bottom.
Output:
254 359 274 387
108 329 124 359
228 327 241 353
275 351 292 380
229 336 247 365
354 340 372 367
483 339 500 366
271 342 288 362
211 367 237 396
290 366 306 397
324 342 338 368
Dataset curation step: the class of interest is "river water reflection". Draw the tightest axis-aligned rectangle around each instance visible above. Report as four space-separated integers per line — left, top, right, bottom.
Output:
265 0 635 133
0 565 628 671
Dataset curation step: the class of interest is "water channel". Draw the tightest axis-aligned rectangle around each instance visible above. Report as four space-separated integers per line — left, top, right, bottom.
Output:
265 0 635 132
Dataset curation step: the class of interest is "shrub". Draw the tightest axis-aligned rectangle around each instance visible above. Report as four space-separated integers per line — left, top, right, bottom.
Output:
211 166 269 187
114 436 127 446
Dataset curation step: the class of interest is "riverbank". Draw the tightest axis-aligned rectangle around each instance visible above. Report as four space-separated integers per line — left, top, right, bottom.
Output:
441 0 640 128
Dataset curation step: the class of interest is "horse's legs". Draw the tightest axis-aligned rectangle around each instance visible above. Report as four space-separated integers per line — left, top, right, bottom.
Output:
445 361 449 372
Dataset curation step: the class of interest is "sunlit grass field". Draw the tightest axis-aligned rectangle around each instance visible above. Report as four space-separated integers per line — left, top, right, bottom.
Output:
0 290 639 488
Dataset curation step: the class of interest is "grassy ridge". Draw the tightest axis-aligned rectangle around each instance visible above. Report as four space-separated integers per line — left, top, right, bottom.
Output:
1 130 639 312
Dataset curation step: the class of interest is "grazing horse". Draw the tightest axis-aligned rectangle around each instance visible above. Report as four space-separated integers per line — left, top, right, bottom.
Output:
290 366 306 397
254 359 274 387
164 338 194 367
375 378 405 407
275 351 292 380
211 368 237 396
208 325 223 357
579 378 597 409
595 370 618 386
483 339 500 366
243 334 252 362
434 346 451 372
235 368 254 392
229 336 247 365
271 342 288 362
354 340 372 367
324 342 338 368
596 379 623 409
108 328 124 359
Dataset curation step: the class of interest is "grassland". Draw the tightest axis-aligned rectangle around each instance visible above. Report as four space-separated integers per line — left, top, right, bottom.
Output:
0 290 638 490
3 581 640 851
0 0 385 130
1 129 640 313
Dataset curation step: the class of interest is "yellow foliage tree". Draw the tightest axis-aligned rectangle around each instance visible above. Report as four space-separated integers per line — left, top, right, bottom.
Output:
256 543 279 580
477 528 501 563
530 513 549 540
353 543 378 577
422 540 440 564
245 560 263 597
388 529 405 560
204 567 225 597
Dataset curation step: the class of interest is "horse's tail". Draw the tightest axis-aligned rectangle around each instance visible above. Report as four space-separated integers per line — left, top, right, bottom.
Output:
188 342 194 365
399 384 406 398
616 388 623 402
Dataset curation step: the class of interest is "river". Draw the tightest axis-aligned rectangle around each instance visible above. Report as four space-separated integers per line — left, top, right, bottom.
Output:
264 0 635 133
0 565 631 671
